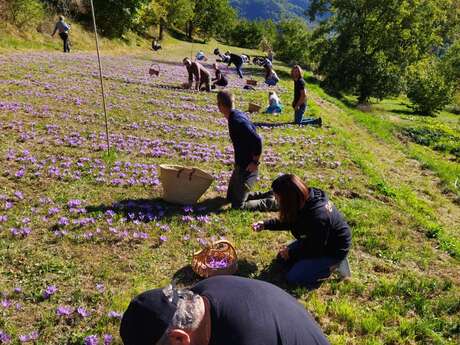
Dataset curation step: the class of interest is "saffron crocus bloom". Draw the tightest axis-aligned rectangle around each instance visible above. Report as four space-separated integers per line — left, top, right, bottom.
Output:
107 311 122 319
56 305 73 317
84 335 99 345
0 330 11 343
77 306 90 318
43 285 57 299
103 334 113 345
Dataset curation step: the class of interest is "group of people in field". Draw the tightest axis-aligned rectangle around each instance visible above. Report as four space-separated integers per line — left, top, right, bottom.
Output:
51 16 349 345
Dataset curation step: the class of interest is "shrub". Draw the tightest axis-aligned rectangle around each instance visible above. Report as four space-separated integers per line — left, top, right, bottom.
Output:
406 58 455 116
7 0 46 29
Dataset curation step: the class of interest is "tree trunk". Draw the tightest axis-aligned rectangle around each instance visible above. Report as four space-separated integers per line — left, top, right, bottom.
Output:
159 19 164 40
187 21 193 40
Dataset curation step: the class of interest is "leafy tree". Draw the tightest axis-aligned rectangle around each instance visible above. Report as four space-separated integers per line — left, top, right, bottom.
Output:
225 20 276 49
441 41 460 88
273 19 311 66
89 0 149 37
189 0 237 40
7 0 45 28
407 57 455 116
308 0 454 103
167 0 194 32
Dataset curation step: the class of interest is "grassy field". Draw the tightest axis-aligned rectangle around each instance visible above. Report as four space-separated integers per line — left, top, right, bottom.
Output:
0 32 459 345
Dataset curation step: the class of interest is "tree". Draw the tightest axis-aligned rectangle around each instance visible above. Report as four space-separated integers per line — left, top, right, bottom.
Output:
225 20 276 49
407 57 454 115
308 0 454 103
188 0 237 40
89 0 149 37
273 18 311 66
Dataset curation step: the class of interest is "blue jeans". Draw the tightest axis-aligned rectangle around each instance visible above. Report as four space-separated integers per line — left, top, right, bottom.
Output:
284 240 341 289
294 104 318 125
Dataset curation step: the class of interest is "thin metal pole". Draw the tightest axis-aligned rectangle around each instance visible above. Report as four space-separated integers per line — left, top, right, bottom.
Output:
89 0 110 154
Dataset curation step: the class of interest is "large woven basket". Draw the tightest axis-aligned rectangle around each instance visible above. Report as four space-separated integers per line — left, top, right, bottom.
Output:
248 102 261 113
192 240 238 278
159 165 214 205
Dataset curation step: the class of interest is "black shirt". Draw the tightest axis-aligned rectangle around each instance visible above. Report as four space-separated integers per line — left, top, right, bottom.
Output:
191 276 330 345
228 53 244 67
293 78 306 106
264 188 352 261
228 109 262 168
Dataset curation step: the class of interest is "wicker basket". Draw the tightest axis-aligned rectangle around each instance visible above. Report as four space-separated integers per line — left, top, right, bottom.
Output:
159 165 214 205
192 240 238 278
246 79 258 86
248 102 262 113
149 64 160 77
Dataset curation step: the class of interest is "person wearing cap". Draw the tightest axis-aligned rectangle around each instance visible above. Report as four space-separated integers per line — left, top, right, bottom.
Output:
217 90 278 211
120 275 331 345
183 58 211 92
51 15 71 53
252 174 352 289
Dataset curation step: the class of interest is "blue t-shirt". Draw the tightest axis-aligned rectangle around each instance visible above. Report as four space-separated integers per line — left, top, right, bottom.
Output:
192 276 330 345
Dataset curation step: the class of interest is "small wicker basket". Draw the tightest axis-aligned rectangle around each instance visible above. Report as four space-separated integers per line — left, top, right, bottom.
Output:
192 240 238 278
246 79 258 86
248 102 262 113
149 64 160 77
159 165 214 205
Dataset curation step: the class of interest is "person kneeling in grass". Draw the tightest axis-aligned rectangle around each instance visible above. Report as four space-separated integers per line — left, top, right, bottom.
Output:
253 174 351 289
291 65 322 126
183 58 211 92
217 91 278 211
265 91 283 114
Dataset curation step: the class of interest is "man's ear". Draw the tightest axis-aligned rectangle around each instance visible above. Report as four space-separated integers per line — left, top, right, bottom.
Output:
168 329 191 345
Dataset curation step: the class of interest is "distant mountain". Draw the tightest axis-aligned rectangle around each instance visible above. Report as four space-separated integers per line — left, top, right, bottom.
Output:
230 0 311 21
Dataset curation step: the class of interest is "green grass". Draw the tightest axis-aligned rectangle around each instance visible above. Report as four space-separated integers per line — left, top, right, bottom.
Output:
0 32 459 345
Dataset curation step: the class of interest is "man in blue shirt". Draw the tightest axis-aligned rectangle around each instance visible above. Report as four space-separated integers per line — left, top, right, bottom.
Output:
217 91 277 211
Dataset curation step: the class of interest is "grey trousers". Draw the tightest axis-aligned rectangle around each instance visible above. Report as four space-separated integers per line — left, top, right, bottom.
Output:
226 167 278 211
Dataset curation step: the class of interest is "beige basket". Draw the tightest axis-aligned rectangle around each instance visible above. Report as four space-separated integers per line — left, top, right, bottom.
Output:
192 240 238 278
248 102 261 113
246 79 258 86
159 165 214 204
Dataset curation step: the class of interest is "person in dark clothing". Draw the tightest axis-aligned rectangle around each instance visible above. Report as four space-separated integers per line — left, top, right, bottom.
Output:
120 276 331 345
253 174 352 289
217 91 278 211
152 38 162 51
211 63 228 89
225 51 244 78
183 58 211 92
51 15 71 53
291 65 322 126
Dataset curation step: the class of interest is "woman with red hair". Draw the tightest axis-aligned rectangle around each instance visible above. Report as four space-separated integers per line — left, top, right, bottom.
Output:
253 174 351 289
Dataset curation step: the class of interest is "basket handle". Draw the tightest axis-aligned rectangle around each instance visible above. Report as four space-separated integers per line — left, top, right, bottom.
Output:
213 240 236 252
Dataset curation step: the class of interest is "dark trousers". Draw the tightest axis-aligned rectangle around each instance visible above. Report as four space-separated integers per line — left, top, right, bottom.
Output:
235 62 243 78
59 32 70 53
226 167 278 211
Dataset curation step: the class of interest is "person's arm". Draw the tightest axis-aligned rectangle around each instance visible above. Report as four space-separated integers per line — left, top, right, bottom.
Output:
244 123 262 172
51 23 57 36
263 218 290 231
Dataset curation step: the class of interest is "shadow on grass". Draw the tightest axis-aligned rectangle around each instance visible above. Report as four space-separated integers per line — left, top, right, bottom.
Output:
168 27 206 44
85 196 229 223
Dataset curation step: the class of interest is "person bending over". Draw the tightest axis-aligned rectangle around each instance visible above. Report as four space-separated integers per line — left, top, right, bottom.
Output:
265 65 280 86
183 58 211 92
211 63 228 89
253 174 352 289
51 15 71 53
265 91 282 114
217 91 277 211
120 276 331 345
225 51 244 78
291 65 322 126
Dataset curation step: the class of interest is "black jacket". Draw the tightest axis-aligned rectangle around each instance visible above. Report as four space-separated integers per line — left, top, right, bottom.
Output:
228 53 243 67
264 188 351 260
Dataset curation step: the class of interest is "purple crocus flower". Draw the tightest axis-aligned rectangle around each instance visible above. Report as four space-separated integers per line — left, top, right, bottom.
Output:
43 285 57 299
0 330 11 343
107 311 122 319
103 334 113 345
84 335 98 345
77 306 90 318
18 331 38 343
0 215 7 222
56 305 73 317
159 235 167 243
95 283 105 293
